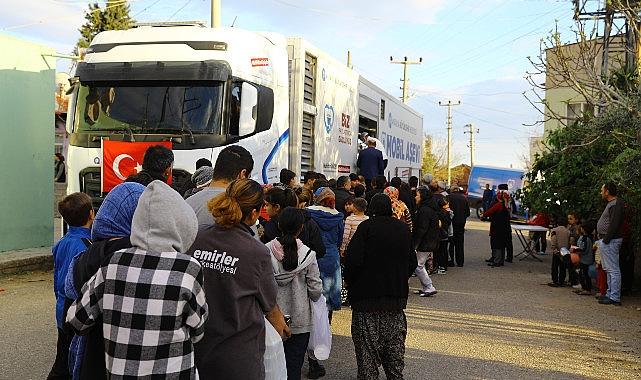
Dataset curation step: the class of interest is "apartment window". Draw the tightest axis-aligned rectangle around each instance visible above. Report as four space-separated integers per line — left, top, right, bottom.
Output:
380 99 385 120
566 102 586 122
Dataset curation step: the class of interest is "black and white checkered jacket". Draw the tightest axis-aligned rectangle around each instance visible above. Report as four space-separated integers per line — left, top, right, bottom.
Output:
66 247 208 379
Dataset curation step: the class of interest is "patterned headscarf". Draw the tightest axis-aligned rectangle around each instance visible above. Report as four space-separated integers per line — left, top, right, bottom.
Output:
384 186 413 231
314 187 336 207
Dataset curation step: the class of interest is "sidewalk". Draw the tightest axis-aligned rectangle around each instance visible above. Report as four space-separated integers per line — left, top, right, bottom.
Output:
0 218 62 276
0 247 52 276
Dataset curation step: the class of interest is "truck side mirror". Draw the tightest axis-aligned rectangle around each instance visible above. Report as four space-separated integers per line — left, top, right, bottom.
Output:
65 81 79 135
238 82 258 136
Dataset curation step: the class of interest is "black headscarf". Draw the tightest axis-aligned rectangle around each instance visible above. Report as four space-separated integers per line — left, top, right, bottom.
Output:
368 193 393 217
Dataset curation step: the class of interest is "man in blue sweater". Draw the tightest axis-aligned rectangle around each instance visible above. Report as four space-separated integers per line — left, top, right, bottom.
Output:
48 192 94 380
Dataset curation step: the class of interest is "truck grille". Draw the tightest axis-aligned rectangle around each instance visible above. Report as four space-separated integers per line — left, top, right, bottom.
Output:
79 167 192 210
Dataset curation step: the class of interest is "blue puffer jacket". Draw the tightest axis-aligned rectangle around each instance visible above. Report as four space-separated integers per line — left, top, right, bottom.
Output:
306 205 344 310
306 206 344 274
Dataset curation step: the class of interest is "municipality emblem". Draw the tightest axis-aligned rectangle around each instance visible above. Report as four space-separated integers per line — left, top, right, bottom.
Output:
324 104 335 134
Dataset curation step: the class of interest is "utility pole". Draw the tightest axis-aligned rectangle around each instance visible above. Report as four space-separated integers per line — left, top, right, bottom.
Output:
390 56 422 103
463 123 479 167
439 100 460 186
211 0 221 28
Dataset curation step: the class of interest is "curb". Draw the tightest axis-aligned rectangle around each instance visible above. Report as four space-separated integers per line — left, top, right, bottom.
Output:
0 248 53 276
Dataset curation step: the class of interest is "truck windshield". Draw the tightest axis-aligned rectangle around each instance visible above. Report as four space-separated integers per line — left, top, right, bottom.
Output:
74 82 224 134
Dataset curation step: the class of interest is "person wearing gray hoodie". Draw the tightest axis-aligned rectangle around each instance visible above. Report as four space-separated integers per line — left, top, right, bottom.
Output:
265 207 322 380
66 180 209 379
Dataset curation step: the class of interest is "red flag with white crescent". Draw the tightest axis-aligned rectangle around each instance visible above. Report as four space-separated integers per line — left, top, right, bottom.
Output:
102 140 172 192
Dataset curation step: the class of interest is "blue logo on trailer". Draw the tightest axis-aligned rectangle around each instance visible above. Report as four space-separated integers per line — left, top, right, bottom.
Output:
388 112 393 128
322 68 327 81
324 104 334 133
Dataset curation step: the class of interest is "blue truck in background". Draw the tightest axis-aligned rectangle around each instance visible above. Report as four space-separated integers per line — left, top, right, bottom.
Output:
466 165 526 219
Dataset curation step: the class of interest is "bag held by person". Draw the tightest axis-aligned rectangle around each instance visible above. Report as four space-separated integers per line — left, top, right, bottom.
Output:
308 294 332 360
263 317 287 380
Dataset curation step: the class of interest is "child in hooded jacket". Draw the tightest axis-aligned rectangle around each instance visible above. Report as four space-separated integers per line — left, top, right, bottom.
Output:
49 192 94 380
266 207 322 380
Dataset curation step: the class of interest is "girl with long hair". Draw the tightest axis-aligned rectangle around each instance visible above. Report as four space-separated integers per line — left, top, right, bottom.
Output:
266 207 322 380
412 187 439 296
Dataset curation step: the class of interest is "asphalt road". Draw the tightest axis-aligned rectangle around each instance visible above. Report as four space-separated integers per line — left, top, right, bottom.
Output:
1 218 640 380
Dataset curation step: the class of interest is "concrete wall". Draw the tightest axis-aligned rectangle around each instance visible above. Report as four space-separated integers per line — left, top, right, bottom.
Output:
0 34 55 252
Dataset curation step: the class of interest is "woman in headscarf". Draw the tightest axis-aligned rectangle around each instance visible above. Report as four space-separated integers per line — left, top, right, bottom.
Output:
305 187 344 378
483 190 512 267
383 186 413 232
344 193 417 379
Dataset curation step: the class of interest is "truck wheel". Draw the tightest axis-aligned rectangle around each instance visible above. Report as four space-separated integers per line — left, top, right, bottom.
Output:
476 206 484 219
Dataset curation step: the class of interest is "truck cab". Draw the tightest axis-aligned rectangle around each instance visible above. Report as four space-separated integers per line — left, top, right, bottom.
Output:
65 22 289 205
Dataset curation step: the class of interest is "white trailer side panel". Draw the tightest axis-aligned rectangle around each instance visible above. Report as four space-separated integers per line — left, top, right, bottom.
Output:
287 38 359 178
358 77 423 179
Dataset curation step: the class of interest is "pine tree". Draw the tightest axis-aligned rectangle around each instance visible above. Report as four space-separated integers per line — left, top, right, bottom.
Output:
76 1 134 52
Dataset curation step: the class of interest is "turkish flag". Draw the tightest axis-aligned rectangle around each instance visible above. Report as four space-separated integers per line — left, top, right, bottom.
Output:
102 140 172 192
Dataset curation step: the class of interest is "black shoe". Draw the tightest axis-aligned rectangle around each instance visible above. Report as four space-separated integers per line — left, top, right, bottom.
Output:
308 358 326 379
488 262 503 267
485 258 494 263
448 261 455 267
598 297 622 306
457 264 464 267
505 259 512 263
547 282 561 287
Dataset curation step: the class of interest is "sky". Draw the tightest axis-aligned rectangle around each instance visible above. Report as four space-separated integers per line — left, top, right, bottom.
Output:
1 0 579 169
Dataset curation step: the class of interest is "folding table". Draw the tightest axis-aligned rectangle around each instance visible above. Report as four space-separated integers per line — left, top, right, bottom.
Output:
511 224 548 262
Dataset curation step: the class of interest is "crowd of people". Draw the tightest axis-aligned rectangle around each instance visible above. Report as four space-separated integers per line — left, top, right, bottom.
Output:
49 143 476 380
536 182 632 307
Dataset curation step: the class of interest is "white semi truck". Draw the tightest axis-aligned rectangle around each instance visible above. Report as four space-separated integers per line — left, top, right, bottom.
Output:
65 22 423 202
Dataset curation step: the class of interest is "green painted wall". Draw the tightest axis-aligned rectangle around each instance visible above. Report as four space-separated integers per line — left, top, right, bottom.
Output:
0 34 55 252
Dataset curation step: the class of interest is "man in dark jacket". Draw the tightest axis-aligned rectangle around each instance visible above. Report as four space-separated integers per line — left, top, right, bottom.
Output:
344 194 417 380
334 175 352 218
448 187 470 266
357 139 384 188
125 145 174 186
365 175 387 204
481 184 494 221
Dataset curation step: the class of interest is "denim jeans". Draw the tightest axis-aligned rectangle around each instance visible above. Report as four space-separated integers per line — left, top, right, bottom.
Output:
415 251 436 292
321 264 342 311
600 238 623 302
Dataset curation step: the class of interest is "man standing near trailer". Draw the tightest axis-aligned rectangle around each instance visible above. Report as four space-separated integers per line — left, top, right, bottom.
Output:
357 139 384 189
359 132 388 169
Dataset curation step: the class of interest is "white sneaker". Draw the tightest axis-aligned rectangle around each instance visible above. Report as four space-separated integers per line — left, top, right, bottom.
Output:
436 268 447 275
572 284 582 289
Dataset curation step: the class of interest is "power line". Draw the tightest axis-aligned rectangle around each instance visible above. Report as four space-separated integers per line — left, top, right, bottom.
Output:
397 0 509 54
133 0 164 17
410 4 568 80
167 0 193 21
394 0 469 53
